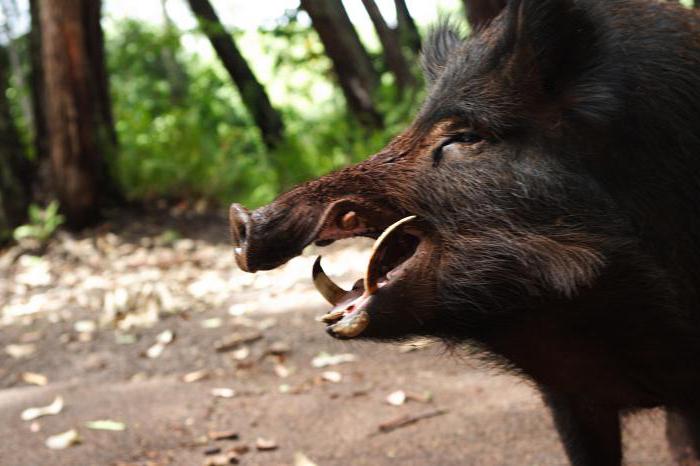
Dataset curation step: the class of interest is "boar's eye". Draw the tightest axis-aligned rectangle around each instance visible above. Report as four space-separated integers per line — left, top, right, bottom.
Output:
432 131 484 167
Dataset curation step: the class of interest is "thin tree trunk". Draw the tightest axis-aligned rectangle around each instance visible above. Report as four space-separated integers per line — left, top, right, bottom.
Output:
84 0 117 147
0 0 33 135
463 0 507 31
301 0 382 128
160 0 188 104
361 0 415 94
29 0 46 159
39 0 119 228
0 46 32 242
186 0 284 149
394 0 421 53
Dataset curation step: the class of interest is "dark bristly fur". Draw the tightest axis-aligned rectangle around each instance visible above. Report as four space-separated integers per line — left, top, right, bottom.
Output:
230 1 700 464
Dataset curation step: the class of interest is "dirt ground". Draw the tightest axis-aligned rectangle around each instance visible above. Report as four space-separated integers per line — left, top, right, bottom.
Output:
0 209 677 466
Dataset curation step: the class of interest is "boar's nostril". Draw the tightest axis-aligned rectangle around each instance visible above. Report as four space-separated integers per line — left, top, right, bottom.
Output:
340 211 359 231
236 221 247 243
229 203 251 248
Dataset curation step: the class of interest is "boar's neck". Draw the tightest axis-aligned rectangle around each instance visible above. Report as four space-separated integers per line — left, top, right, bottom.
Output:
585 5 700 309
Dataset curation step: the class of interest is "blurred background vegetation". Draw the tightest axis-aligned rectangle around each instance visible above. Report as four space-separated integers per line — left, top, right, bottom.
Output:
0 0 696 242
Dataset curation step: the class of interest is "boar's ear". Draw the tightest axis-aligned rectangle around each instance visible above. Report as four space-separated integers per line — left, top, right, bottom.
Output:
422 23 464 84
522 235 605 298
465 0 508 31
503 0 600 103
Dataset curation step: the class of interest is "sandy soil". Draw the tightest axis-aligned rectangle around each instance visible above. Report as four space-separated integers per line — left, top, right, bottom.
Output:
0 210 677 466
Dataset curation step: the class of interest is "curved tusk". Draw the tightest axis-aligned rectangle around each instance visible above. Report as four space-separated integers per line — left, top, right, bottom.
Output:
364 215 417 295
312 256 348 305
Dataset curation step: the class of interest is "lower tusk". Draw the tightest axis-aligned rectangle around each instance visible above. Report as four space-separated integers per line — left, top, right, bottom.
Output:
328 310 369 338
364 215 417 295
312 256 348 305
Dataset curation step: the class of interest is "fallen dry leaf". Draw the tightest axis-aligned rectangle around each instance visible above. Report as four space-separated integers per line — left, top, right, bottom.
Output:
208 430 239 441
321 371 342 383
378 408 448 433
183 369 209 383
255 437 278 451
201 318 223 329
229 444 250 455
311 352 357 368
73 320 96 333
85 420 127 431
215 330 262 353
21 372 48 386
386 390 407 406
6 343 36 359
228 302 258 316
203 453 238 465
45 429 81 450
146 329 175 358
211 388 236 399
294 451 318 466
267 341 290 355
21 396 64 421
203 446 222 455
231 346 250 361
406 391 433 404
157 329 175 344
274 364 290 378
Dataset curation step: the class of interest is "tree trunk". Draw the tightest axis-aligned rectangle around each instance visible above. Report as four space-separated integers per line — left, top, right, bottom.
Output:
186 0 284 149
160 0 188 104
0 47 32 242
463 0 507 31
0 0 34 136
394 0 421 53
361 0 415 94
29 0 47 159
39 0 119 229
300 0 383 129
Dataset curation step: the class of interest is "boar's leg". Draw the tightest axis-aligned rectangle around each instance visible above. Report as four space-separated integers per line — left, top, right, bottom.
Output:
542 389 621 466
666 410 700 465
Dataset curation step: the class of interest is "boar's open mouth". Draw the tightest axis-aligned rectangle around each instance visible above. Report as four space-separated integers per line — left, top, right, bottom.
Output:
312 216 422 339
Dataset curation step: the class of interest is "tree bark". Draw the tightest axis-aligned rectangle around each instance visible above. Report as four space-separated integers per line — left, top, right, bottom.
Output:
160 0 188 104
186 0 284 149
0 46 32 242
300 0 383 128
84 0 117 147
361 0 415 93
39 0 120 228
0 0 34 136
394 0 421 53
29 0 47 159
463 0 507 31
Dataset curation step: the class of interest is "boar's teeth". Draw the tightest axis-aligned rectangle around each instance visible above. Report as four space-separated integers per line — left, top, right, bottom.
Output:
321 309 345 323
329 310 370 338
364 216 417 295
312 256 348 305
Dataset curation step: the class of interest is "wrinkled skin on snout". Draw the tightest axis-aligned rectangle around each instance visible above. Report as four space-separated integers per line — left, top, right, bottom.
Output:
232 1 700 464
232 124 629 341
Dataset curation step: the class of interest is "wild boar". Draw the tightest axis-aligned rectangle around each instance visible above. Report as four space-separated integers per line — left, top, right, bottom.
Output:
230 1 700 464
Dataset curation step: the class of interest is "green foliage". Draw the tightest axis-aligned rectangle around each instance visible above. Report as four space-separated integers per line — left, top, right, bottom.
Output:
107 16 422 209
13 201 64 243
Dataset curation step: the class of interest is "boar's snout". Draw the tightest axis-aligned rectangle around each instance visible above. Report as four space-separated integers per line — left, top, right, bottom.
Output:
229 203 253 272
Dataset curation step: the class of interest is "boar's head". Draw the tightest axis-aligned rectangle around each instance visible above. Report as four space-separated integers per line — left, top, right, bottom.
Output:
230 0 669 343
